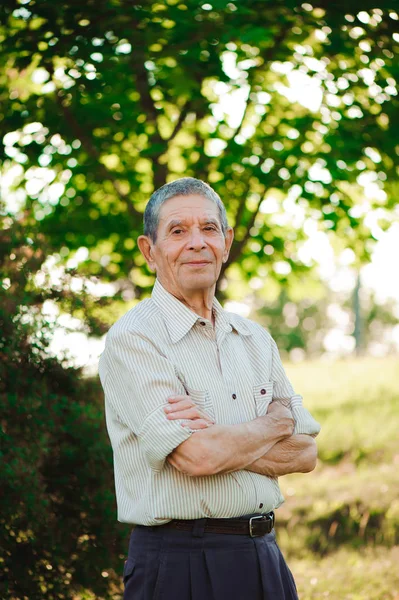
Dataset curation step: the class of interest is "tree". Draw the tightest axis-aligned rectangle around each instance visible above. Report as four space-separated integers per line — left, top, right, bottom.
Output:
0 0 398 328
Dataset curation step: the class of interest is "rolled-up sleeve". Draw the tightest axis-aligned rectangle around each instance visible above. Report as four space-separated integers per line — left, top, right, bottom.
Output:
99 327 193 472
270 337 321 437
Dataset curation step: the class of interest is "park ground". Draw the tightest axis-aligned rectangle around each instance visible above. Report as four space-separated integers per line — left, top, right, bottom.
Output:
277 356 399 600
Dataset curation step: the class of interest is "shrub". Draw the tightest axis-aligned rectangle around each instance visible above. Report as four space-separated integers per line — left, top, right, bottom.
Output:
0 216 128 599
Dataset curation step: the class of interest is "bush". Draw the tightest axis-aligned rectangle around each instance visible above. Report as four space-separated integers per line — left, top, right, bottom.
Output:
0 216 128 599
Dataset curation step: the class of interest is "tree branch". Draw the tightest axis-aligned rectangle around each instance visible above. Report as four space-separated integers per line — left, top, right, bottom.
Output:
168 101 192 143
218 24 292 276
130 49 168 188
45 60 141 227
54 92 141 223
232 181 250 228
220 191 265 280
232 24 291 142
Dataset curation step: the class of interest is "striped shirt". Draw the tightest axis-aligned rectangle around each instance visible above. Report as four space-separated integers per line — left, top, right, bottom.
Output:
99 279 321 526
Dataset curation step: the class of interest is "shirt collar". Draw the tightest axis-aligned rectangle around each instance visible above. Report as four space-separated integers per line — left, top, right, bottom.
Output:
212 297 252 337
151 279 252 343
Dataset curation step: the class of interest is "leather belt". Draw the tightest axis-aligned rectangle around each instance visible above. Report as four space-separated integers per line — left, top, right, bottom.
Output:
161 512 275 538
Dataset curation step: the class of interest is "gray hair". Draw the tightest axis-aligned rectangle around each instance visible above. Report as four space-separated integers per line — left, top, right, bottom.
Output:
143 177 228 242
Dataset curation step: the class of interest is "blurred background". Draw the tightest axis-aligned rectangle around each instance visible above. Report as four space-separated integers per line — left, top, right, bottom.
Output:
1 0 398 598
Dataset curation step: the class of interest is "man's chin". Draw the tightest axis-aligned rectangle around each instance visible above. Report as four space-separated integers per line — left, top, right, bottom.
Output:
181 274 218 291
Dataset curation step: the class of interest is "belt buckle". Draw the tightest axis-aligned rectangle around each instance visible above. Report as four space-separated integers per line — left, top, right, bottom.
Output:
249 515 264 538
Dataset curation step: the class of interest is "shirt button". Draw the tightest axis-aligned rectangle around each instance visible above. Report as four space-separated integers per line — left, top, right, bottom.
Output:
260 388 266 395
259 503 263 509
200 321 206 326
232 393 237 400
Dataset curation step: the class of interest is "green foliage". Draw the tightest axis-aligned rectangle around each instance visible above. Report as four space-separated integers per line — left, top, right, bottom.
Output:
0 218 128 599
0 1 398 326
254 286 330 356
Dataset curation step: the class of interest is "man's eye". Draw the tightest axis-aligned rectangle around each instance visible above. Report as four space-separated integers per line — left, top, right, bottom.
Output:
204 226 217 231
172 229 183 234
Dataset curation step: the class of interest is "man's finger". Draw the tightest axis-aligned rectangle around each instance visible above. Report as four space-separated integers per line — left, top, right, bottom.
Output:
164 397 214 423
168 395 189 403
164 399 194 413
181 419 213 430
166 407 213 422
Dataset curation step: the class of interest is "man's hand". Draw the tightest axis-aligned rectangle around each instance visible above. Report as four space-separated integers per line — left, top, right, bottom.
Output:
164 395 215 431
164 398 295 476
246 434 318 477
244 403 315 477
265 401 295 433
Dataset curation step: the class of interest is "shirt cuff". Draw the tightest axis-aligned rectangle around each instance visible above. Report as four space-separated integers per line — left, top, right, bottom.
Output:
290 395 321 437
138 405 194 472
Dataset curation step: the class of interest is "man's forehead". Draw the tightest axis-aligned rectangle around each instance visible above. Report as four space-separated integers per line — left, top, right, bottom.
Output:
158 194 220 223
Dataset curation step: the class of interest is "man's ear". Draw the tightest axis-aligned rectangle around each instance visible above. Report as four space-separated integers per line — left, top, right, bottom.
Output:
222 227 234 263
137 235 156 272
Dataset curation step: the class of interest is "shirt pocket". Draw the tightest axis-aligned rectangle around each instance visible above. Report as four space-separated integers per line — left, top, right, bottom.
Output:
253 381 274 417
185 385 215 422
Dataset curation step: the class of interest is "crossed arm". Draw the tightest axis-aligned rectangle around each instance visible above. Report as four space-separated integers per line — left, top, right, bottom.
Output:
102 330 319 476
165 396 318 477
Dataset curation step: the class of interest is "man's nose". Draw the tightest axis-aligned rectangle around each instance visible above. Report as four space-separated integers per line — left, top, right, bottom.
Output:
187 229 206 250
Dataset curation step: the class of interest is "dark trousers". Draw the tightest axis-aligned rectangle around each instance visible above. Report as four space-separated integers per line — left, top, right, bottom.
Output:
123 519 298 600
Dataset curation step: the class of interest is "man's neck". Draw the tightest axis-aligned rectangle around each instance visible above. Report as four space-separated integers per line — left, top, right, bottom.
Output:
158 279 215 322
181 294 214 322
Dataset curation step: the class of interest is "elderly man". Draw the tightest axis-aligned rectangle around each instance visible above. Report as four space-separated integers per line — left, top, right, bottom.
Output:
99 177 320 600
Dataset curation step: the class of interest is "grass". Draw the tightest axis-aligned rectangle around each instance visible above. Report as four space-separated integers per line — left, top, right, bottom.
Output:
289 546 399 600
276 356 399 599
286 356 399 465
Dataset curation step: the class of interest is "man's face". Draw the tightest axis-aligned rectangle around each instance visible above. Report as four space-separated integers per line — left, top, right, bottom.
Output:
139 194 233 296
